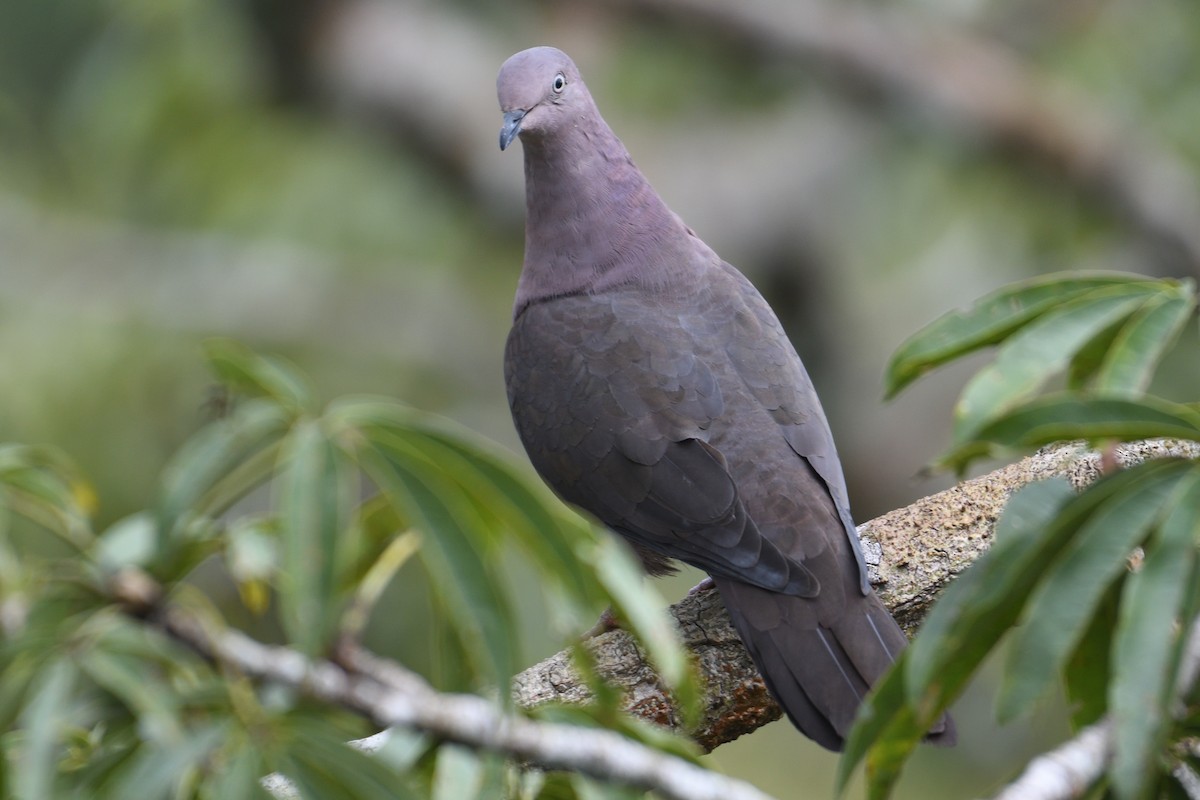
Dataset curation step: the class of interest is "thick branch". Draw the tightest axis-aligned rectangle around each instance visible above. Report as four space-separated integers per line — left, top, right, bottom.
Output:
513 440 1200 751
108 574 776 800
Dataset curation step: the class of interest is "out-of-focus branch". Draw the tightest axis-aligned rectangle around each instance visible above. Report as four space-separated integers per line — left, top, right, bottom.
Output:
107 573 777 800
308 0 1200 276
988 722 1112 800
513 440 1200 751
600 0 1200 276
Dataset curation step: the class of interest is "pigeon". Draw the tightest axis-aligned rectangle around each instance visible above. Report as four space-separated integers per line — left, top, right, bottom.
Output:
497 45 952 751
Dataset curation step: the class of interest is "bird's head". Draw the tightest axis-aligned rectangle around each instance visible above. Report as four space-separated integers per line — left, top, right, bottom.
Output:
496 46 584 151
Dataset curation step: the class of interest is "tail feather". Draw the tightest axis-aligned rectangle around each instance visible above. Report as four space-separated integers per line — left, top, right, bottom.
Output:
749 632 845 751
716 578 955 750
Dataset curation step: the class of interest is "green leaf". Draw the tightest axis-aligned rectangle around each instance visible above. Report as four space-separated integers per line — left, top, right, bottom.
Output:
532 703 700 763
202 338 314 413
329 399 605 617
885 273 1153 398
953 286 1155 442
0 444 93 549
202 742 268 800
102 723 226 800
373 728 431 773
79 648 182 743
13 659 78 800
588 535 697 717
94 512 157 571
342 528 421 639
404 425 605 620
226 517 280 614
1063 579 1121 729
837 652 923 798
1093 289 1195 396
277 420 352 656
330 399 695 706
432 745 483 800
1109 471 1200 800
997 460 1191 721
284 720 417 800
570 774 646 800
358 436 519 688
938 395 1200 471
157 398 289 545
1066 313 1134 391
851 473 1132 790
904 476 1080 703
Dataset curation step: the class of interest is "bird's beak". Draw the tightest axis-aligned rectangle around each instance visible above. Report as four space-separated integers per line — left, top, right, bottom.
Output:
499 109 526 151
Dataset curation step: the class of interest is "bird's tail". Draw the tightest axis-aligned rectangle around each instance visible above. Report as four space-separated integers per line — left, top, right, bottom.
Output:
713 578 955 751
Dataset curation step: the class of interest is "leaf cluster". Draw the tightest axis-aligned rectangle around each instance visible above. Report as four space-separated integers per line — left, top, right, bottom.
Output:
844 272 1200 799
0 340 700 799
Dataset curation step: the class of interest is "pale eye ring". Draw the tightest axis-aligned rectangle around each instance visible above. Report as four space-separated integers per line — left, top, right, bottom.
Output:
552 73 566 93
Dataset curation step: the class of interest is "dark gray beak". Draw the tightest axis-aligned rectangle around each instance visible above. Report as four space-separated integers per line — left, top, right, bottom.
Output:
499 109 526 151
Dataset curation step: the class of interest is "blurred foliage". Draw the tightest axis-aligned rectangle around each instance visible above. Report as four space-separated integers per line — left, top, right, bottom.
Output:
842 273 1200 800
4 0 1200 796
0 343 700 799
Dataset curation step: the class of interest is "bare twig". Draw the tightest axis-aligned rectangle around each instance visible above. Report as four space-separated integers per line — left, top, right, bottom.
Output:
108 578 777 800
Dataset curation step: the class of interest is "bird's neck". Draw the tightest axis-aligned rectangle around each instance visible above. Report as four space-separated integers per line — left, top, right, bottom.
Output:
514 115 704 318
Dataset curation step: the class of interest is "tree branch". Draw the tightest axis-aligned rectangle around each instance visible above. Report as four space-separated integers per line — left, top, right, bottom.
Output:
108 573 777 800
600 0 1200 276
513 440 1200 751
311 0 1200 276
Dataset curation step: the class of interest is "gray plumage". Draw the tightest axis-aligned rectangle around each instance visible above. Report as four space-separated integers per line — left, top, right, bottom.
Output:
497 46 952 751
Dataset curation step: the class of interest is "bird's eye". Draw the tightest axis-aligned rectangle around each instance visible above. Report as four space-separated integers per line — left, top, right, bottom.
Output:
552 73 566 93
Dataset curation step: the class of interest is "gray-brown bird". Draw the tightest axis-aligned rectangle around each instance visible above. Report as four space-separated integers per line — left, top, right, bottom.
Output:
497 46 952 751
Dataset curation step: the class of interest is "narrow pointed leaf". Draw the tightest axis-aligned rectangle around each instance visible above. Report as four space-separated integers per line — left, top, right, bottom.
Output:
408 426 605 612
14 659 77 800
287 720 418 800
278 420 352 656
571 776 647 800
1094 290 1196 395
432 745 483 800
80 649 182 742
103 724 226 800
0 445 93 547
939 395 1200 472
203 742 267 800
838 652 916 795
953 288 1154 441
330 399 604 611
588 535 698 721
331 399 693 703
359 438 518 687
905 476 1080 701
1109 472 1200 800
95 513 157 570
202 338 314 413
997 460 1191 721
886 272 1148 398
157 398 289 541
1063 580 1121 729
1066 313 1133 391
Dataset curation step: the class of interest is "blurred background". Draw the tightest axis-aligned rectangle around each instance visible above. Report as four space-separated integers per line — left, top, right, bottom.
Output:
3 0 1200 796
